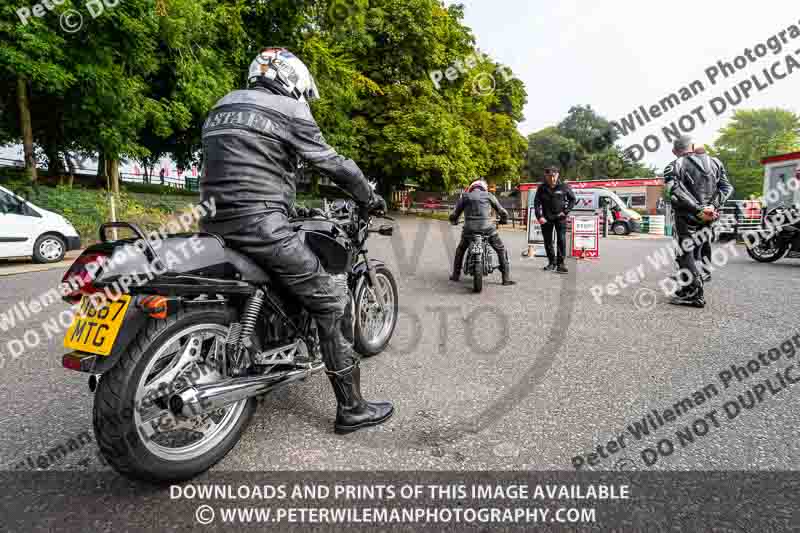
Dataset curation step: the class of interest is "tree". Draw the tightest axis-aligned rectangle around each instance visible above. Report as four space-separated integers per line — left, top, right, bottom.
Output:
0 3 75 181
526 105 657 182
557 104 617 155
709 108 800 199
525 127 579 179
2 0 529 197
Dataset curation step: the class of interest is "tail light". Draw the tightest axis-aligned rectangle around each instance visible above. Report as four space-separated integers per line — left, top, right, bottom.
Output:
139 295 169 319
62 253 109 304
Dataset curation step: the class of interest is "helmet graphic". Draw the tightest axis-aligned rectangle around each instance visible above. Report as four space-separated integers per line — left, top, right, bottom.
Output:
248 48 320 103
468 179 488 192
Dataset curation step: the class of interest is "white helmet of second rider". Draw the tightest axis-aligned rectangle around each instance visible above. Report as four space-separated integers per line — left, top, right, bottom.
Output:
468 179 488 192
247 48 320 104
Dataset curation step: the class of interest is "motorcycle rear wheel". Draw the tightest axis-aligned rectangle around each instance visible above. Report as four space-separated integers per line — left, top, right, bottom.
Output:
93 306 256 483
745 237 788 263
472 255 484 293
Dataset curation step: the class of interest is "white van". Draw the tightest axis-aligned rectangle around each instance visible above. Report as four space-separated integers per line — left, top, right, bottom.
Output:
573 187 643 235
0 185 81 263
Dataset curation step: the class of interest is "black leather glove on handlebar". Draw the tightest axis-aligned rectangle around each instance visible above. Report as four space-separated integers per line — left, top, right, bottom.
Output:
360 193 387 220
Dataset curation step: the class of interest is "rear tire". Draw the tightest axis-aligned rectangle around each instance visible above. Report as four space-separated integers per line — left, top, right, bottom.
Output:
472 255 484 293
745 238 788 263
93 306 256 483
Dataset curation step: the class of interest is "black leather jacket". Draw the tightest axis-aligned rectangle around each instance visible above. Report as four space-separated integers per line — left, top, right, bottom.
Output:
664 153 733 216
533 181 577 222
450 189 509 232
199 88 373 232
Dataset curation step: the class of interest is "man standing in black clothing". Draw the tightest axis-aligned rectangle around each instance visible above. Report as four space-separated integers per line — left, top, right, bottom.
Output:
533 166 577 274
664 135 733 307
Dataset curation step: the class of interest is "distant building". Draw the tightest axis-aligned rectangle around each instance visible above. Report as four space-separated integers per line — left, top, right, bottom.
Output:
761 152 800 209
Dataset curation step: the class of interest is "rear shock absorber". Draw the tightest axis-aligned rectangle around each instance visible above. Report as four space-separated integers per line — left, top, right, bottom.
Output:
226 289 265 376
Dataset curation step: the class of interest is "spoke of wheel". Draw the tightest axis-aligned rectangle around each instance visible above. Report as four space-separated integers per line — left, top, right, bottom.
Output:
142 334 204 402
138 403 172 426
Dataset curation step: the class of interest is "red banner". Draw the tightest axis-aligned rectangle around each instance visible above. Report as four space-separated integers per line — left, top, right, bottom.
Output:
521 178 663 191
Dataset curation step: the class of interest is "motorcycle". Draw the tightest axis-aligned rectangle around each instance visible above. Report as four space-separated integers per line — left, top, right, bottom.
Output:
59 199 398 482
744 204 800 263
454 219 503 293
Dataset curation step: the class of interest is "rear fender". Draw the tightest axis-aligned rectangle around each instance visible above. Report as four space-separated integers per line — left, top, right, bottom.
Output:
63 301 149 374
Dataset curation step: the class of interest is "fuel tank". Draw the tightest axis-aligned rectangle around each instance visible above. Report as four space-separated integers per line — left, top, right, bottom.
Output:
293 219 354 274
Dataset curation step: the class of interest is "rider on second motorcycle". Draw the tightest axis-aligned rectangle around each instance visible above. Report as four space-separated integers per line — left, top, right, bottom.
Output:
449 179 516 286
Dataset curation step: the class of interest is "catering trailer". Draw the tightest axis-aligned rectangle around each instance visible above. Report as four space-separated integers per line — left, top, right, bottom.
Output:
761 152 800 209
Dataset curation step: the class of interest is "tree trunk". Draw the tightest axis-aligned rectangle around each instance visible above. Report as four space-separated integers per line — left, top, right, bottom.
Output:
97 150 108 189
45 144 65 177
65 153 76 187
16 78 37 182
106 158 120 196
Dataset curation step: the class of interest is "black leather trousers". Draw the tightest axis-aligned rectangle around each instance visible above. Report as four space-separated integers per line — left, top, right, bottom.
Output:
205 211 356 374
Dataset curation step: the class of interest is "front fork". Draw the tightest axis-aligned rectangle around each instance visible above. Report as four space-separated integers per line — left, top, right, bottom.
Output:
359 250 386 308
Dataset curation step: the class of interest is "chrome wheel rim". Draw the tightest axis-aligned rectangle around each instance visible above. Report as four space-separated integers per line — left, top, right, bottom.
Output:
358 273 396 347
753 239 781 258
39 238 63 261
133 323 246 462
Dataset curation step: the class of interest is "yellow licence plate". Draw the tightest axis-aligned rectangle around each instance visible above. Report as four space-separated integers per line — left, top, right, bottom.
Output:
63 295 132 356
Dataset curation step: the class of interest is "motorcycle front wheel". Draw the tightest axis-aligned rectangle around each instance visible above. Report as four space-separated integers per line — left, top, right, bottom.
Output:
93 306 256 483
354 266 399 356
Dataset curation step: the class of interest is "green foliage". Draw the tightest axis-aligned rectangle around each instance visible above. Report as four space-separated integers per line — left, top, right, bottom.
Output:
1 0 528 199
122 181 198 196
526 106 659 182
708 108 800 199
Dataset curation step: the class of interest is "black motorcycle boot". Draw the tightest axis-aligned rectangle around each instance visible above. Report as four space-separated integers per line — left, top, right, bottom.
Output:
327 363 394 434
317 319 393 434
499 251 516 286
669 282 705 308
450 246 466 282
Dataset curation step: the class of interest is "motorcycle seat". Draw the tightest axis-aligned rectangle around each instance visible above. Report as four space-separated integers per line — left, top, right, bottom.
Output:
224 248 270 283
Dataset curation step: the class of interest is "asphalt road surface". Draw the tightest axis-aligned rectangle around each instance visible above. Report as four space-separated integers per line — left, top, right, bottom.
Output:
1 215 799 473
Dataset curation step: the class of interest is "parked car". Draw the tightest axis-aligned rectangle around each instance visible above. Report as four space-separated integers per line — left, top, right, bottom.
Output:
0 185 81 263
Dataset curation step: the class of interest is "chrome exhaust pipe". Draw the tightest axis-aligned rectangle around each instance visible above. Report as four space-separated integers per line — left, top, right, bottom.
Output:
169 363 325 418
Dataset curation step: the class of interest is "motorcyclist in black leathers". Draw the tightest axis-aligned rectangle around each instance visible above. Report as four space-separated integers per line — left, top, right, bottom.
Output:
449 180 516 286
664 135 733 307
199 48 393 434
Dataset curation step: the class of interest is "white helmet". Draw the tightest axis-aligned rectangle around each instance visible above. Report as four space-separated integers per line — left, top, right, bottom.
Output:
468 179 488 192
247 48 320 103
